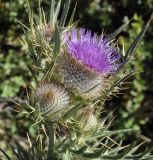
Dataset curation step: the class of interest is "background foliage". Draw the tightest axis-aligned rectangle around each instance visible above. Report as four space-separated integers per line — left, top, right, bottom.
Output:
0 0 153 158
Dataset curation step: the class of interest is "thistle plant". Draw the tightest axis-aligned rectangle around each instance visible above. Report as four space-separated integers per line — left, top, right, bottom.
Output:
1 0 153 160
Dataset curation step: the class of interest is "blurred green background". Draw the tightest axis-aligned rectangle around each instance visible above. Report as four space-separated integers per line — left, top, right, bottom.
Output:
0 0 153 158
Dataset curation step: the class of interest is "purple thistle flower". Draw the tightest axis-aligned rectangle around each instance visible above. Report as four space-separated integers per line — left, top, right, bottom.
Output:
66 28 121 73
56 28 121 99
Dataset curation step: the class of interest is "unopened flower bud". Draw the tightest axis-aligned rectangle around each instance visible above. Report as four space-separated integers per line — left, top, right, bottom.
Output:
76 109 98 132
35 81 70 116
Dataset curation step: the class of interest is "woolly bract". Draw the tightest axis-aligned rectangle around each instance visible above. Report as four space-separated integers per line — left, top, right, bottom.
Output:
35 81 70 115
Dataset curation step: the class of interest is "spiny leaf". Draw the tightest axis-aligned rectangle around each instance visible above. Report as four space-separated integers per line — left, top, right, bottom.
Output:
108 18 132 40
85 129 132 141
25 34 37 61
49 0 55 27
55 138 71 152
124 14 153 60
59 0 71 27
126 148 153 159
54 0 61 22
25 33 41 67
70 146 87 154
63 150 72 160
82 149 104 158
106 146 127 155
42 61 54 80
115 142 136 159
62 102 84 121
108 70 135 93
26 63 38 82
68 2 77 25
53 25 61 56
92 70 135 103
101 142 136 159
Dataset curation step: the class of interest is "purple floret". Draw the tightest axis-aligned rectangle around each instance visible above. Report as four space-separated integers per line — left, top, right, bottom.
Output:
66 28 121 73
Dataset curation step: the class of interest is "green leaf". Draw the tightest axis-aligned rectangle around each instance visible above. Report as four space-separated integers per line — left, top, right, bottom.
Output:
59 0 71 27
49 0 55 26
47 124 56 160
26 63 38 82
68 2 77 25
25 33 37 63
96 70 135 102
108 19 132 40
63 150 72 160
126 149 153 159
54 0 61 22
70 146 87 154
101 143 136 159
42 61 54 80
53 25 61 56
62 102 84 121
82 149 104 159
109 70 135 93
124 14 152 60
85 129 132 141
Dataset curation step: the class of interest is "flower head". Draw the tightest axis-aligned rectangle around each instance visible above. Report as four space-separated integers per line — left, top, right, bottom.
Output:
35 81 70 115
75 108 98 132
56 28 121 99
66 28 121 73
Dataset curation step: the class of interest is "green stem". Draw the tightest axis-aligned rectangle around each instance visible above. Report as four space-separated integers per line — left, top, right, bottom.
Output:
47 122 56 160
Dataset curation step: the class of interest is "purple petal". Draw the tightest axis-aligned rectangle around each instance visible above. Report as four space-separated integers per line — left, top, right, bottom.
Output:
66 28 121 74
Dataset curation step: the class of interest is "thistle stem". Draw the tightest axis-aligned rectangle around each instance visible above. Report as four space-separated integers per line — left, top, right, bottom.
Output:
47 122 56 160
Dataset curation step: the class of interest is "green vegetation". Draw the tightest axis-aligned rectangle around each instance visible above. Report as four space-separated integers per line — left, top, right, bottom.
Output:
0 0 153 159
